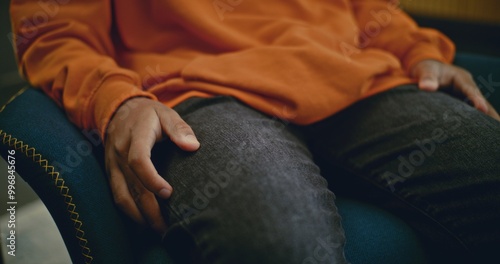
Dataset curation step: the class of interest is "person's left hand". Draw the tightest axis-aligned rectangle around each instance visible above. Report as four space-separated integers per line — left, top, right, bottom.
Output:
411 59 500 121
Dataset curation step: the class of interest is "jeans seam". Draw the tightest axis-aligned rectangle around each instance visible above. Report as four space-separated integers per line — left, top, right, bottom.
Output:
165 203 211 262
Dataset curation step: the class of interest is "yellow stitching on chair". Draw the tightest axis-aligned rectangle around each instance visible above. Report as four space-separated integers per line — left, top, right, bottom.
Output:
0 87 28 113
0 130 93 264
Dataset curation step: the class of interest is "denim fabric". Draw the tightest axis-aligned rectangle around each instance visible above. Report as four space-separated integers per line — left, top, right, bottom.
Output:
153 85 500 264
305 85 500 263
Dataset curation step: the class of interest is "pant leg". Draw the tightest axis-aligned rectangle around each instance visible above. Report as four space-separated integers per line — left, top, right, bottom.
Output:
305 85 500 263
152 96 348 264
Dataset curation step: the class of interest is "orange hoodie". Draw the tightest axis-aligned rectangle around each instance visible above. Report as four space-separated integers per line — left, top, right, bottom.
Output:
10 0 454 139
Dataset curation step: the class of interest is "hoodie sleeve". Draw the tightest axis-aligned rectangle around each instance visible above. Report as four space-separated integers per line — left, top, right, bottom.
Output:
350 0 456 73
10 0 157 139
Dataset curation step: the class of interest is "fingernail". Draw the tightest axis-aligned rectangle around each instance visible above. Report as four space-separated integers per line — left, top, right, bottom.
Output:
479 98 489 113
420 80 438 90
184 135 200 146
158 188 171 199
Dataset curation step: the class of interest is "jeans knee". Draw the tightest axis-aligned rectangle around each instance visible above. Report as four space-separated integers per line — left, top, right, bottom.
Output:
194 209 347 264
299 235 346 264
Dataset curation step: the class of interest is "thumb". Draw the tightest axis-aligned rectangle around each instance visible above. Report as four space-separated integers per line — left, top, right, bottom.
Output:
157 107 200 151
412 61 440 91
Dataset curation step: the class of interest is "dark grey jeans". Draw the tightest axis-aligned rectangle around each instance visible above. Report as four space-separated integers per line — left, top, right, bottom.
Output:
152 85 500 264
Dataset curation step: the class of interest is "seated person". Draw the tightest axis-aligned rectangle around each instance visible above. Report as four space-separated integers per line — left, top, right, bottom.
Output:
10 0 500 263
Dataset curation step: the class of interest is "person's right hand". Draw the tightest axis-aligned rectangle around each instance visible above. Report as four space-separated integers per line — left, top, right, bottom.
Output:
105 97 200 234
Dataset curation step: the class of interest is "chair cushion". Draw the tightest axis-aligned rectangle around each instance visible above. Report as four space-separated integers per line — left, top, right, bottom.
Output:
337 198 427 264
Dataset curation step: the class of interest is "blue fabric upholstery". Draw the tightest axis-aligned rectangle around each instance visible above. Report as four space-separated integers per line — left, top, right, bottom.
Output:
337 198 427 264
0 88 171 264
1 53 498 263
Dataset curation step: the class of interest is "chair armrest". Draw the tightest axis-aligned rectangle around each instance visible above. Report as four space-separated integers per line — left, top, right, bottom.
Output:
0 88 164 264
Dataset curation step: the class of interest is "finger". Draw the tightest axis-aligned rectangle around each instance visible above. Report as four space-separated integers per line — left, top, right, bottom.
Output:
414 61 440 91
108 158 146 225
452 71 489 113
128 127 173 199
157 108 200 151
124 166 168 234
485 101 500 121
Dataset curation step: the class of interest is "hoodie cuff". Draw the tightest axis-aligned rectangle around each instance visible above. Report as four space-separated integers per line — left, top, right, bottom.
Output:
402 30 456 75
91 76 157 140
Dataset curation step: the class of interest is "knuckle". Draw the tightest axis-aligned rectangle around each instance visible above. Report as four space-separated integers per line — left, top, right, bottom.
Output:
113 193 132 208
162 105 175 113
129 186 146 203
149 221 165 232
132 193 143 205
131 189 154 207
128 154 144 167
173 122 192 134
156 103 175 115
113 142 129 157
